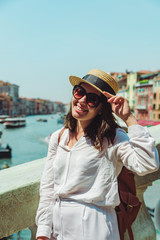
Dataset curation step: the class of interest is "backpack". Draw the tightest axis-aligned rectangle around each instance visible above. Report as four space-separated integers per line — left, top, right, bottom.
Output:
115 167 141 240
58 128 141 240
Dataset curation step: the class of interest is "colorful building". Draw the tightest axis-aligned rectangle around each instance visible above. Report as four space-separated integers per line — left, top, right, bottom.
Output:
115 73 128 99
0 93 12 115
0 80 66 116
135 73 158 120
0 80 19 116
152 74 160 121
19 98 36 115
0 80 19 100
127 73 138 112
135 80 153 120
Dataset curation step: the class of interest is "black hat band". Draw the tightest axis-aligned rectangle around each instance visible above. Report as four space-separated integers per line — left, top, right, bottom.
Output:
82 74 115 95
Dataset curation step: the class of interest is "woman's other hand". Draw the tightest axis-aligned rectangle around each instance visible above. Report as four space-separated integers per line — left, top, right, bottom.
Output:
103 91 138 127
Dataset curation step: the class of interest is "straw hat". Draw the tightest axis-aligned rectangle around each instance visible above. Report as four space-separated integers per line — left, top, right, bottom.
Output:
69 69 119 96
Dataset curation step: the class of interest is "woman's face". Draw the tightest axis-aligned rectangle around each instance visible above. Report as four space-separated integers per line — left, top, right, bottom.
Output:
71 83 102 125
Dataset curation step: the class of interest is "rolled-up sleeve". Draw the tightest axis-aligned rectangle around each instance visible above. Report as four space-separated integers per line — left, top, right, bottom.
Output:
113 125 159 176
35 129 61 239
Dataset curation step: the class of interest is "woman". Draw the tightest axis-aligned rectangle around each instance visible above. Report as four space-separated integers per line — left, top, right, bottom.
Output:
36 69 159 240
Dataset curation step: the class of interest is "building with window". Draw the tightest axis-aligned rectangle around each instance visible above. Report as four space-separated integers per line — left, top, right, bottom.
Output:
126 71 155 112
152 74 160 121
0 93 12 115
127 73 139 112
135 72 159 120
116 73 128 99
0 80 19 100
0 80 19 116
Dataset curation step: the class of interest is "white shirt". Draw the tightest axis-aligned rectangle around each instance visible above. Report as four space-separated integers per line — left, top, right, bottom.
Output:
36 125 159 238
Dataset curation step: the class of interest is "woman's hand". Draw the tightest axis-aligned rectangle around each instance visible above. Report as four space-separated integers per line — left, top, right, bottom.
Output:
103 91 138 126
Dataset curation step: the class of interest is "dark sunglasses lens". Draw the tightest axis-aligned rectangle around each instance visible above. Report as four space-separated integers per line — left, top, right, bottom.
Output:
73 85 101 107
87 93 100 107
73 86 85 99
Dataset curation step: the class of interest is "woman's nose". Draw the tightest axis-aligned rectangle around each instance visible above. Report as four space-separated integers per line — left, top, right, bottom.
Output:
78 95 87 104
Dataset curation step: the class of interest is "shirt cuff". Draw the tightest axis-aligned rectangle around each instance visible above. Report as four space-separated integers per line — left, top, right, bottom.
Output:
128 125 149 138
36 225 52 239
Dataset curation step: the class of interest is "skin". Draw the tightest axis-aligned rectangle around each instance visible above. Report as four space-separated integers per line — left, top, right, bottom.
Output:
103 91 138 127
68 83 102 148
37 84 138 240
71 83 102 124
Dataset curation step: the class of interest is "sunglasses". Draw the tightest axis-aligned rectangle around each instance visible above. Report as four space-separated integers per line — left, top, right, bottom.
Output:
72 85 102 108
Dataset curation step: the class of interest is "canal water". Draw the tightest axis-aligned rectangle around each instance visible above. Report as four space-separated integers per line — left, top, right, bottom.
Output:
0 114 160 239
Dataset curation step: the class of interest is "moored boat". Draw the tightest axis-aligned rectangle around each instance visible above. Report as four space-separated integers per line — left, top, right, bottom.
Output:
57 114 65 124
4 117 26 128
36 118 48 122
0 145 12 158
0 115 8 124
0 131 12 158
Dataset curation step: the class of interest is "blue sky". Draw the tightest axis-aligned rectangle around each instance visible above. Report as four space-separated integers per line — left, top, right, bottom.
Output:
0 0 160 103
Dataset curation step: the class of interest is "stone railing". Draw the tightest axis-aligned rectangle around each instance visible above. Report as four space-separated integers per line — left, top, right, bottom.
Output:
0 158 45 240
0 126 160 240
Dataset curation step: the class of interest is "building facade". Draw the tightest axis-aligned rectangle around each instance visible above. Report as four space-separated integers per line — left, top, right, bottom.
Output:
0 80 65 116
0 93 12 115
127 73 138 112
0 81 19 116
152 74 160 121
135 80 153 120
116 73 128 99
134 73 159 120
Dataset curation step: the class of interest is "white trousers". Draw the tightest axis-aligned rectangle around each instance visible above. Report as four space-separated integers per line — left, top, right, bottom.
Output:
52 199 120 240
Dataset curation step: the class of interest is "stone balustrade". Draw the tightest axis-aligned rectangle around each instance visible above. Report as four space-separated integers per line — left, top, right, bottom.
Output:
0 158 45 240
0 125 160 240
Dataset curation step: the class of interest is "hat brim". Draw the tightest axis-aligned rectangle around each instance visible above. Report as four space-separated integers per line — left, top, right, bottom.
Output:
69 75 107 97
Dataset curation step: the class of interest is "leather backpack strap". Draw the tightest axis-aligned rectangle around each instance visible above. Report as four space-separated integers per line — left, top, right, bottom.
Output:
118 202 134 240
58 127 65 144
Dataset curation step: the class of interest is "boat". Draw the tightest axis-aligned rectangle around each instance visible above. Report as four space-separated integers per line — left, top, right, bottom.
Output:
3 163 10 169
36 118 48 122
0 131 12 158
4 117 26 128
57 118 64 124
0 144 12 158
0 115 8 124
57 114 65 124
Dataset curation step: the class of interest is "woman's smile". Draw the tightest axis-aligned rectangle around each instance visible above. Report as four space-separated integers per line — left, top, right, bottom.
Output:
71 83 102 126
75 103 88 113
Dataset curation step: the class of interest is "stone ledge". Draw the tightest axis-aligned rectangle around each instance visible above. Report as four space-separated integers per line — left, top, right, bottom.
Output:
0 158 46 238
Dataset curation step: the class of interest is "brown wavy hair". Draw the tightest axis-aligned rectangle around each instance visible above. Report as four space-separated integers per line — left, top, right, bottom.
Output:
64 93 120 150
